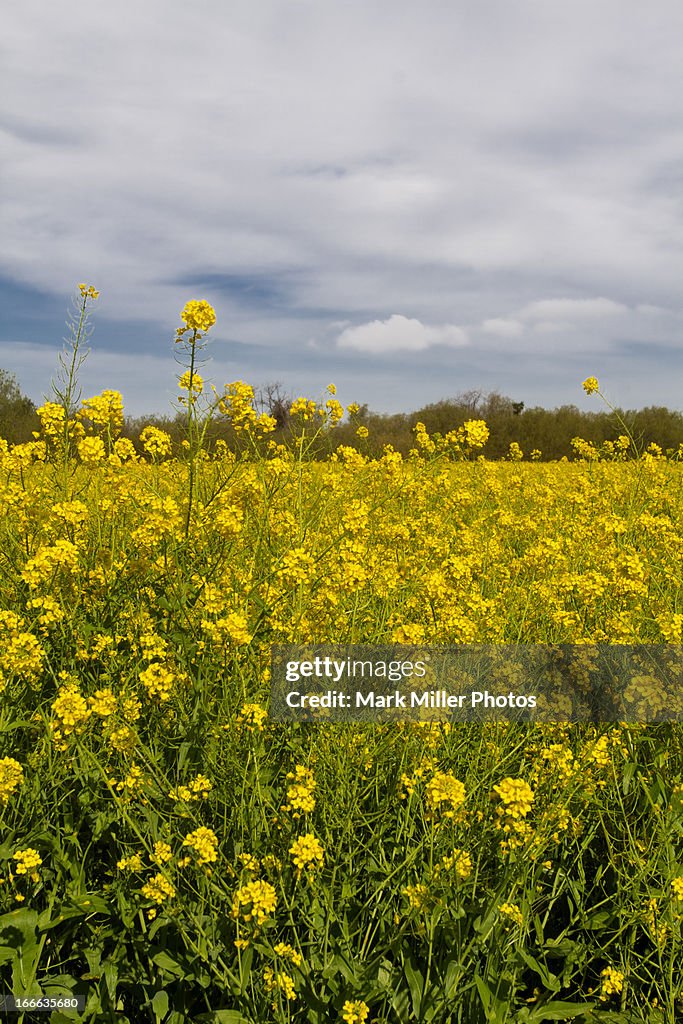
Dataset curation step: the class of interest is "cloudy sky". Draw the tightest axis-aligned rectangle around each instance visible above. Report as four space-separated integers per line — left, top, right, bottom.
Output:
2 0 682 417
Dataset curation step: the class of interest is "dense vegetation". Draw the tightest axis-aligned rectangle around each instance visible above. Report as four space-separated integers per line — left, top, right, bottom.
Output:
1 290 682 1022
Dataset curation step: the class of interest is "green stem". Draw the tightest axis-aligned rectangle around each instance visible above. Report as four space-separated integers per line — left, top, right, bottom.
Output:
184 331 198 539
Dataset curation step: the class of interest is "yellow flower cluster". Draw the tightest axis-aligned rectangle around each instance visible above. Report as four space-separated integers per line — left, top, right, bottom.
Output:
492 777 535 819
78 390 123 436
113 436 137 462
425 771 466 818
235 703 267 732
183 826 219 866
22 540 80 591
117 854 144 872
461 419 490 448
498 901 523 926
342 1001 370 1024
231 879 277 925
413 418 489 458
151 842 173 865
168 774 212 802
325 397 345 424
177 299 216 335
115 763 145 796
403 882 429 911
26 595 65 631
219 381 276 435
263 966 296 1005
139 663 175 701
88 688 117 716
141 873 176 904
280 547 316 584
282 765 316 816
36 401 66 440
51 500 89 529
12 848 42 881
78 283 99 299
290 396 319 421
438 849 473 880
0 611 45 686
599 966 624 1000
51 681 91 747
201 611 252 646
139 426 173 460
178 371 204 394
77 436 106 465
274 942 303 966
107 720 135 752
289 833 324 873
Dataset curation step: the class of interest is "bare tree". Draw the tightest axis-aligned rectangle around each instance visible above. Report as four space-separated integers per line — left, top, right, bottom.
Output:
255 382 291 430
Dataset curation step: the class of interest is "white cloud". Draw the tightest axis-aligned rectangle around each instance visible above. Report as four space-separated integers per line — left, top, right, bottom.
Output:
532 320 571 334
481 318 524 337
337 315 468 354
518 298 629 321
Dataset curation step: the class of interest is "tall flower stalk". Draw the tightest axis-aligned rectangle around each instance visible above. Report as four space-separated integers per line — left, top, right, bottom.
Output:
175 300 217 538
50 283 99 496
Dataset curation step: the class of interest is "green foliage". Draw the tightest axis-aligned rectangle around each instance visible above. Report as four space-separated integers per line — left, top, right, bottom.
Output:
117 389 683 462
0 370 37 445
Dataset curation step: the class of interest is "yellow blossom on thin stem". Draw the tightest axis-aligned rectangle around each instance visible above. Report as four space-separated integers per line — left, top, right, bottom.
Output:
282 765 316 816
183 826 219 866
425 771 466 818
498 901 523 926
0 758 24 805
274 942 303 966
117 853 144 872
178 370 204 395
177 300 216 337
141 873 176 904
599 966 624 1001
492 777 534 818
151 842 173 865
232 879 277 925
263 966 296 1005
13 848 42 882
342 999 370 1024
289 833 324 874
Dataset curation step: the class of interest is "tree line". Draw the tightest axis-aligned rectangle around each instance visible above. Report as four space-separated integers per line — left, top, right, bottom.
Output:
2 369 682 460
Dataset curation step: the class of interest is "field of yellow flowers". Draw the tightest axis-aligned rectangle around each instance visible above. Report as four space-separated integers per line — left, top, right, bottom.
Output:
0 289 682 1023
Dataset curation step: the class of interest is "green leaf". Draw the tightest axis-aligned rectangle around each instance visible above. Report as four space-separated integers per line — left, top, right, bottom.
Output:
194 1013 249 1024
443 958 461 1001
152 951 186 978
238 943 253 993
525 1000 594 1022
403 953 424 1017
474 974 491 1015
152 990 170 1020
515 949 560 991
622 762 637 794
473 973 510 1024
0 908 39 965
389 987 412 1024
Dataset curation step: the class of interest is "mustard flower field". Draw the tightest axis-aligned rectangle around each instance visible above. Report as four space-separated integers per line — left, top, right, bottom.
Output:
1 289 682 1023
